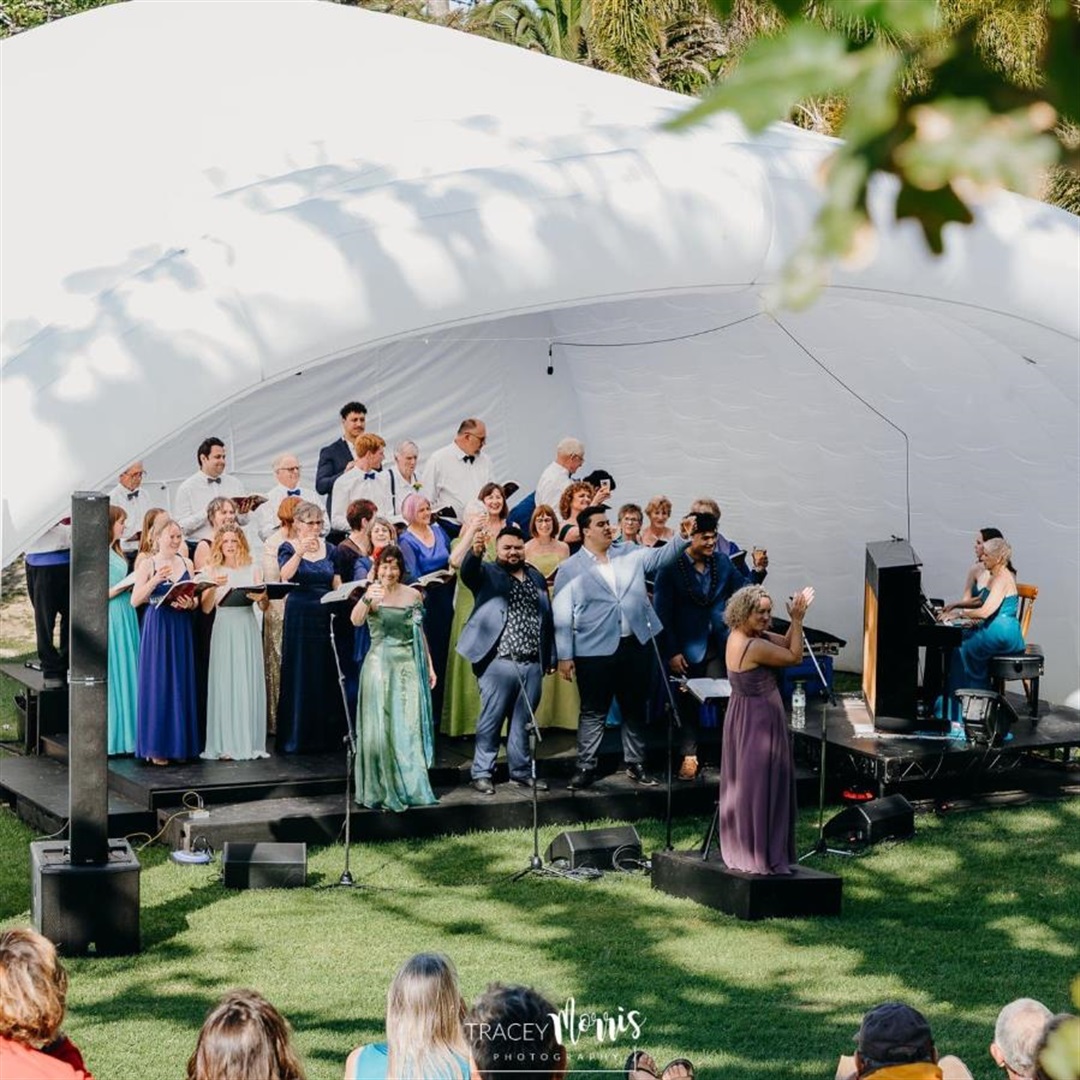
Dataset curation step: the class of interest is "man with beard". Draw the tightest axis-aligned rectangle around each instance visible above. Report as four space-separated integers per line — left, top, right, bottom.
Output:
457 521 555 795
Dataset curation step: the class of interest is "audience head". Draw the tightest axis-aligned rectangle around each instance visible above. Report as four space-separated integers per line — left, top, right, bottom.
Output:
478 483 508 521
138 507 169 555
154 518 185 556
644 496 672 529
1033 1013 1078 1080
206 497 237 531
186 988 306 1080
401 494 431 527
197 437 227 476
724 584 771 631
394 440 419 477
530 504 558 540
0 927 69 1050
292 502 325 536
981 537 1013 570
384 953 467 1078
853 1002 936 1076
271 454 302 487
495 525 526 568
466 983 565 1080
691 497 721 518
109 505 127 552
581 469 614 493
353 433 386 466
576 506 612 553
277 496 302 532
455 418 488 455
339 402 367 441
992 999 1053 1079
617 503 643 540
559 481 595 523
118 461 145 492
554 437 585 470
346 499 377 534
208 525 252 567
369 517 396 549
374 544 406 583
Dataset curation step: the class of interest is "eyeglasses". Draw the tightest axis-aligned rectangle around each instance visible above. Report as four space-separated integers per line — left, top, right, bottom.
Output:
469 432 487 445
297 518 323 527
277 465 301 473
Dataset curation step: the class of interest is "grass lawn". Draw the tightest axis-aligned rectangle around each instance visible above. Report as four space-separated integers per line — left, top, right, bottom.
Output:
1 797 1077 1080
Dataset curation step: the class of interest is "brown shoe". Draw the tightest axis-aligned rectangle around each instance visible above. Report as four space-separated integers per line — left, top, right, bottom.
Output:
677 755 699 781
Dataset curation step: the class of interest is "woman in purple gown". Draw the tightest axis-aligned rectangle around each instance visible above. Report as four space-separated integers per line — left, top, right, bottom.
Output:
131 519 199 764
276 501 346 753
719 583 814 875
398 495 453 717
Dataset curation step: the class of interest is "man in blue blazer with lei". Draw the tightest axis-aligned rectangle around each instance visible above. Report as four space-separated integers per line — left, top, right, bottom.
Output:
457 522 556 795
553 505 688 789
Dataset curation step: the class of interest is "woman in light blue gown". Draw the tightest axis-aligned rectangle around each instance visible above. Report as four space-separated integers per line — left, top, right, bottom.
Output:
200 525 270 760
107 506 139 754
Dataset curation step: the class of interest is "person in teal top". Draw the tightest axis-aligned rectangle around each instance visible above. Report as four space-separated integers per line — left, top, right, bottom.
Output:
106 506 139 754
350 546 438 812
942 526 1011 615
942 537 1025 715
344 953 469 1080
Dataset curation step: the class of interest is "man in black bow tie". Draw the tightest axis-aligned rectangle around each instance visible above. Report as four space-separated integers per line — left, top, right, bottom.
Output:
174 437 247 549
420 418 495 521
256 452 321 539
108 461 149 559
330 433 392 531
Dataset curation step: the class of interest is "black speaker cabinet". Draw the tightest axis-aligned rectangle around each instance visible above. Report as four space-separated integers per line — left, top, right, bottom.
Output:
545 826 641 870
222 842 307 889
823 794 915 846
31 840 141 955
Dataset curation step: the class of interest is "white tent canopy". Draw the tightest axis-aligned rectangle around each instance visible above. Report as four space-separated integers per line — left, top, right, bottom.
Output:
3 0 1078 702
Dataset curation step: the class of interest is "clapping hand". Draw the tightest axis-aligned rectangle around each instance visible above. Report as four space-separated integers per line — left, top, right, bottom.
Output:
786 586 815 619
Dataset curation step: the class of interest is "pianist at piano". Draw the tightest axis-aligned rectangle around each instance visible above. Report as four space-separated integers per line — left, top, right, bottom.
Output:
943 527 1012 614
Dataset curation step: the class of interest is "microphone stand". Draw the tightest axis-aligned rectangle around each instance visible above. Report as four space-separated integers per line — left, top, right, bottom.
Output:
644 612 682 852
509 660 564 881
797 627 853 862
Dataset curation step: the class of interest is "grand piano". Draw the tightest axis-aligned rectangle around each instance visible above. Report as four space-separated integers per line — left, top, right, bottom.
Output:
862 539 962 732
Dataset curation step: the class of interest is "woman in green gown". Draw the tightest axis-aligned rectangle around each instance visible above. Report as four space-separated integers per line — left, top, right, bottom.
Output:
351 545 438 812
106 506 139 754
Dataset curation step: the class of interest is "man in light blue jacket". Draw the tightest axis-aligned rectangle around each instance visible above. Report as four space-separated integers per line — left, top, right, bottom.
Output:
553 506 688 789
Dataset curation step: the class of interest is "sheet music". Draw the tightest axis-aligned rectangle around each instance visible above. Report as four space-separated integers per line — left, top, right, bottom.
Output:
684 677 732 702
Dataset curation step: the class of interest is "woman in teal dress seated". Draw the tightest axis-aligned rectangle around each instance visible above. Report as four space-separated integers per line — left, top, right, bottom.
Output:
344 953 469 1080
107 506 139 754
351 545 438 812
942 537 1025 714
942 526 1010 614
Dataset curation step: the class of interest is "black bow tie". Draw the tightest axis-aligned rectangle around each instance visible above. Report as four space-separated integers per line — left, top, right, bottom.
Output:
363 471 377 480
462 455 475 464
126 490 140 501
286 489 301 497
207 476 222 484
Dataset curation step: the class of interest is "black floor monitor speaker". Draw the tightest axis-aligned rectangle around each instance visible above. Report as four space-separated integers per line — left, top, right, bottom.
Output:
222 842 307 889
545 826 641 870
823 794 915 846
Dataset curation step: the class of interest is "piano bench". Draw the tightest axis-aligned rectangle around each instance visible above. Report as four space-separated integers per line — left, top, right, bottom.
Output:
989 647 1044 720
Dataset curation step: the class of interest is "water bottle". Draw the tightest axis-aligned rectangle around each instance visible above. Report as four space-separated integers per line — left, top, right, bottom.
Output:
791 680 807 730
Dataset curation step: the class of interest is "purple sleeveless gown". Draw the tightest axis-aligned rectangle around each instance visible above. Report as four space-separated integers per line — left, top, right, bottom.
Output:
719 665 795 875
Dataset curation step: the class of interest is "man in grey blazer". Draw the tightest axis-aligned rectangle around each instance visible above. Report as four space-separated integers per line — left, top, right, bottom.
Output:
553 506 689 789
457 522 556 794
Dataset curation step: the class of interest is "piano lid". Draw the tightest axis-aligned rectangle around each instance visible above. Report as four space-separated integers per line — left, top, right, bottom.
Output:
866 538 923 570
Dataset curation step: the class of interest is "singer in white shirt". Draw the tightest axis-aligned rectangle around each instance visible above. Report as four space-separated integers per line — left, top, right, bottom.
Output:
420 418 494 520
255 453 321 539
330 433 393 532
173 438 247 543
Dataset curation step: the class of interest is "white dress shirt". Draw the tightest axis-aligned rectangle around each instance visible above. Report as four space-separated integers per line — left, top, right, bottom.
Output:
420 443 495 519
173 470 247 542
255 483 321 540
109 483 146 549
534 460 574 518
330 468 393 532
388 466 425 514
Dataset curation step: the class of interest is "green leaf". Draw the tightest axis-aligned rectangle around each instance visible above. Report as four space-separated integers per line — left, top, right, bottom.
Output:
667 23 857 132
826 0 939 37
894 182 974 254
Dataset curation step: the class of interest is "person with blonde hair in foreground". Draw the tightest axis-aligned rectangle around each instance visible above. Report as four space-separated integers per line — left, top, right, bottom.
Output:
345 953 469 1080
0 927 94 1080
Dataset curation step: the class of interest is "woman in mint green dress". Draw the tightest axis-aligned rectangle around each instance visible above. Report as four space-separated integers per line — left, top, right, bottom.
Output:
351 545 438 812
107 506 139 755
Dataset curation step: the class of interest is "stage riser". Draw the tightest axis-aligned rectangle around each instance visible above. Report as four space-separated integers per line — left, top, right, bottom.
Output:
651 850 843 920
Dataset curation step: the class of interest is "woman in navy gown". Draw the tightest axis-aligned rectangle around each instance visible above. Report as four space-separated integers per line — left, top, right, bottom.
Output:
719 583 814 875
398 494 454 717
276 501 346 753
131 518 199 764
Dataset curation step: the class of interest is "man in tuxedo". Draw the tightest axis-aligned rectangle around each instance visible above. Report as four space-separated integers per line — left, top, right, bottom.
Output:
653 511 751 780
173 437 247 548
315 400 367 523
553 506 688 789
329 434 393 531
108 461 148 558
420 417 494 521
534 437 585 517
255 453 320 540
457 521 555 795
389 439 425 513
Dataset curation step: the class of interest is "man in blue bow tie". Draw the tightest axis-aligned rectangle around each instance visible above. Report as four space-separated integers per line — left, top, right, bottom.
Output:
330 433 392 532
256 452 321 540
174 437 248 551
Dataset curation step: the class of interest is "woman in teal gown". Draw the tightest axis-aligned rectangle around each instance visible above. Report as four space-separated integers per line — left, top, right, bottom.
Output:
943 536 1025 709
351 545 438 812
107 507 139 755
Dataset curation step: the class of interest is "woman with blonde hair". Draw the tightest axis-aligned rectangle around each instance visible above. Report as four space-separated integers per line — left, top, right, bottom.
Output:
187 989 306 1080
0 927 94 1080
200 526 270 760
344 953 468 1080
106 506 139 755
134 506 169 570
642 495 674 548
261 494 302 733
